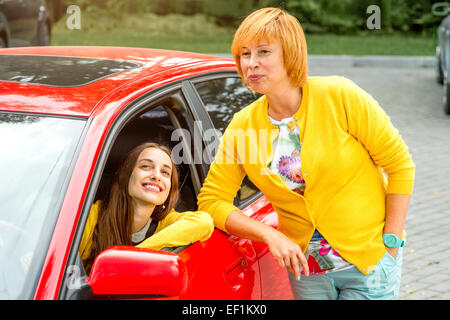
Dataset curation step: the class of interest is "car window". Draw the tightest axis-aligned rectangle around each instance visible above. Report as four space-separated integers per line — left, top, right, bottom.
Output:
194 77 261 203
194 77 260 134
0 112 86 299
95 102 199 214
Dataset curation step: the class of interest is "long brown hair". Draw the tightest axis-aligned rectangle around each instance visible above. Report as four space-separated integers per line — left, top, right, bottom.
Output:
84 142 179 273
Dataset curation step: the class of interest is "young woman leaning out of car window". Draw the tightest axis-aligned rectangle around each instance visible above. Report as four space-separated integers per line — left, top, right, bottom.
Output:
79 142 214 274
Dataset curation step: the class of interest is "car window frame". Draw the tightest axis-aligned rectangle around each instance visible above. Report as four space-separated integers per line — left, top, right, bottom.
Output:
59 80 208 300
185 72 263 209
0 111 90 299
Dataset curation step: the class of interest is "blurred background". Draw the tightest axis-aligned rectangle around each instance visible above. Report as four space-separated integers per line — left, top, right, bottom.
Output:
42 0 442 55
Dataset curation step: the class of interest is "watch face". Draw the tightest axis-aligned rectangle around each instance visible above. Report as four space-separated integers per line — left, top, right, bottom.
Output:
385 235 397 247
384 234 402 247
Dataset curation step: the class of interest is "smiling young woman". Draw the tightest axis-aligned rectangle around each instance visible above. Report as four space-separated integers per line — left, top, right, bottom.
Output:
79 142 214 274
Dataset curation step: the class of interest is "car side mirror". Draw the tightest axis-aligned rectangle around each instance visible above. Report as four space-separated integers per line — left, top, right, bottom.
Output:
85 246 188 298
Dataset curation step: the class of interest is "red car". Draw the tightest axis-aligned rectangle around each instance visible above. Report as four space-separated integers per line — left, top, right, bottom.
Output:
0 46 293 300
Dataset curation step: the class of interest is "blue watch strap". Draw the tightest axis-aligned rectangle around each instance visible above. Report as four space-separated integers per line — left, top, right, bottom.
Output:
383 233 406 248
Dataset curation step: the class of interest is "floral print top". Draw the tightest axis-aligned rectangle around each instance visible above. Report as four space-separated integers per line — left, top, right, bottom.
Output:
269 116 353 274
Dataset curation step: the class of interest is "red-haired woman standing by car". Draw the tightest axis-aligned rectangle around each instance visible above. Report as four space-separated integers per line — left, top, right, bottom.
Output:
79 142 214 274
198 7 415 300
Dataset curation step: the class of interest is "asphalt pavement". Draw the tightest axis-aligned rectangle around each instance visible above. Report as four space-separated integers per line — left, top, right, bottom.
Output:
216 53 450 300
311 56 450 300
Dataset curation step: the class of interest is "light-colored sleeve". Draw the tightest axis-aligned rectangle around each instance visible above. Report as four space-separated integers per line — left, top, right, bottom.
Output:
341 78 415 194
197 117 247 233
135 209 214 250
78 201 101 261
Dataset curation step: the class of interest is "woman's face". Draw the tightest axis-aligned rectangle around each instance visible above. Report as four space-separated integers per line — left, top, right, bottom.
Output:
240 39 289 95
128 147 172 207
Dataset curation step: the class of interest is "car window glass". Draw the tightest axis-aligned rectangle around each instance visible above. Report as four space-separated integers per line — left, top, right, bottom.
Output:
194 77 260 134
0 112 85 299
194 77 261 203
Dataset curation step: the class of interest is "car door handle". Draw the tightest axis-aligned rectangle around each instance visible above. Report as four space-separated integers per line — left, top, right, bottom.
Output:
225 258 247 289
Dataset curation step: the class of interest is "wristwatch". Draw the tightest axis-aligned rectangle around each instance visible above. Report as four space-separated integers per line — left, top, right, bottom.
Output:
382 233 406 248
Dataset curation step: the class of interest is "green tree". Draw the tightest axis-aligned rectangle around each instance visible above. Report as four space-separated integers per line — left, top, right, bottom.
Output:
381 0 392 31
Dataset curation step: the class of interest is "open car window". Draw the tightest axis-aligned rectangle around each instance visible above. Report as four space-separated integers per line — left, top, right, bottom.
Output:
95 102 198 213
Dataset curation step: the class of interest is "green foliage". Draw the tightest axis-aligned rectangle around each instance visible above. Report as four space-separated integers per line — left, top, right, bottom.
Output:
146 0 205 16
54 9 230 36
286 0 442 34
203 0 256 27
55 0 443 35
286 0 366 34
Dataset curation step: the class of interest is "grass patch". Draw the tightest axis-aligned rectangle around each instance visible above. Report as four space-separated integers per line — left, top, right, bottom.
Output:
306 33 435 56
52 11 234 53
52 31 234 53
51 12 435 55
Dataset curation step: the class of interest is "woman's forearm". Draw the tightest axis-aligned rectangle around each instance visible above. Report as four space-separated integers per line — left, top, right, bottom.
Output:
225 210 275 242
384 193 411 237
383 193 411 258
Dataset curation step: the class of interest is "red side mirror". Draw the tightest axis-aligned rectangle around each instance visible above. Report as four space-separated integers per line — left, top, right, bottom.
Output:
86 246 188 297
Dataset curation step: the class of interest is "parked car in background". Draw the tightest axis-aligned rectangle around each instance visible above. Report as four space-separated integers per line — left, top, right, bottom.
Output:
436 14 450 115
0 0 51 47
0 46 294 300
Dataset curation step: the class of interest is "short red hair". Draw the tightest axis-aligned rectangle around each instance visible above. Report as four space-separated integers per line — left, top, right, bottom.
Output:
231 7 308 88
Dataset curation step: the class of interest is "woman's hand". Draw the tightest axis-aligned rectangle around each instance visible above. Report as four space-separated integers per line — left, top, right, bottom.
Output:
262 227 310 280
225 210 310 280
385 246 399 259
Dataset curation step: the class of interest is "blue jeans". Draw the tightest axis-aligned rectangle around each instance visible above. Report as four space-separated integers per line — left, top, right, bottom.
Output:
288 247 403 300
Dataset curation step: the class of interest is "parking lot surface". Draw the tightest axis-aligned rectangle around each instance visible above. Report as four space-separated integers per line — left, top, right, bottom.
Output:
309 62 450 300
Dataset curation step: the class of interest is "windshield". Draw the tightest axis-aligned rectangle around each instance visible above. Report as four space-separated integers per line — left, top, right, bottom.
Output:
0 112 86 299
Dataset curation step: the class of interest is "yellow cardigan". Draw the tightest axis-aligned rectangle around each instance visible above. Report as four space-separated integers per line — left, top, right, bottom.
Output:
79 201 214 261
197 76 415 275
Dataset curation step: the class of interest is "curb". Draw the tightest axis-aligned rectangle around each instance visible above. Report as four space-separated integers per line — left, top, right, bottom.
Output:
308 55 435 68
212 54 435 68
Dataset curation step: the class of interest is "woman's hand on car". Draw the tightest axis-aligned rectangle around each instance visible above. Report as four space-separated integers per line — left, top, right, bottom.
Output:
262 227 310 279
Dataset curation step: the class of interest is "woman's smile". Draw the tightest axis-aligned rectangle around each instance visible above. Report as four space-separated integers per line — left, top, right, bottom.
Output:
142 182 162 192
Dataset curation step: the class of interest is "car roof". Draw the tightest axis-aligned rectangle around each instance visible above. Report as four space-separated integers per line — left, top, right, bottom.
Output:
0 46 235 117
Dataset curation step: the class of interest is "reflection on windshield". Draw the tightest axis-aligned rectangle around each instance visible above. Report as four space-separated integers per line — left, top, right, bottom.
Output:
0 112 85 299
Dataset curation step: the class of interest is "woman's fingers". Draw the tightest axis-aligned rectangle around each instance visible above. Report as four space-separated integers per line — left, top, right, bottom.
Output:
266 228 309 278
274 245 310 279
289 254 301 280
287 247 309 279
297 250 310 276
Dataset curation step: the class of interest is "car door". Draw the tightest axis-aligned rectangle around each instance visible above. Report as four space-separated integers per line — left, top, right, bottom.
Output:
168 82 262 299
59 83 262 300
187 74 294 299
